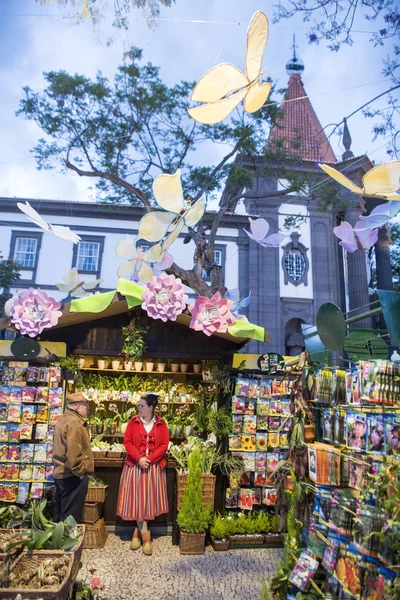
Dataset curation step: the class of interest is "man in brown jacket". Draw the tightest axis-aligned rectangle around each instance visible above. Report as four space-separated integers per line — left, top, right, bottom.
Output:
53 392 94 523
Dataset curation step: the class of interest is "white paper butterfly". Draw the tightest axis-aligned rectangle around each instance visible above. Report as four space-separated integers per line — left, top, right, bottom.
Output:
56 268 103 298
17 202 81 244
244 217 285 247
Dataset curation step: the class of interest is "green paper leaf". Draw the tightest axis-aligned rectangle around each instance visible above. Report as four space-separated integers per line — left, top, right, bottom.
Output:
116 278 144 308
228 320 265 342
70 290 116 313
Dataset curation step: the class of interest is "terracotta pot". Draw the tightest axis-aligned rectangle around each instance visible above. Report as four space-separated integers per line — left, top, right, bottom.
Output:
157 363 166 373
97 360 106 370
304 424 315 442
111 360 120 371
171 363 179 373
193 364 201 374
124 361 132 371
180 364 188 373
284 475 295 491
134 362 143 372
145 362 154 372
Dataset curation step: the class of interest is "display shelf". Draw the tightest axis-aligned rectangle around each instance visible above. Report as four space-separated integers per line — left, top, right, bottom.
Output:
80 368 206 376
90 400 197 405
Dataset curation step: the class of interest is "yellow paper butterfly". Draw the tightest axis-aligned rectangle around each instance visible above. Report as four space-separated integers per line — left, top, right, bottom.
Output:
56 268 103 298
137 169 206 251
188 11 271 125
319 160 400 201
116 236 174 283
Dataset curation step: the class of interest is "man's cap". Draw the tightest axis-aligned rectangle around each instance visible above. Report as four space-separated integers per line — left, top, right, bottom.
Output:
66 392 89 404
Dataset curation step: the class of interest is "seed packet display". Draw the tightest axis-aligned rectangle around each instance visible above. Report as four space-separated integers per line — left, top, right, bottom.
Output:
346 412 366 451
0 386 10 403
243 452 255 471
20 443 34 463
46 445 53 462
5 464 19 480
19 464 33 481
241 435 256 451
0 405 7 421
225 487 238 509
33 443 47 463
232 397 246 415
7 423 20 442
386 417 400 456
322 408 334 443
254 471 266 487
30 482 43 500
235 378 250 397
247 382 259 399
8 387 22 404
257 415 269 430
367 415 385 455
260 379 271 398
238 487 253 510
262 487 277 506
2 367 15 382
252 488 262 505
255 452 267 471
232 415 243 434
49 388 63 407
21 405 37 425
281 417 292 432
229 434 242 451
243 415 257 435
20 424 32 440
280 433 289 447
288 552 319 592
45 465 54 482
47 425 55 442
26 367 39 383
49 366 61 383
0 424 7 443
268 432 280 449
268 416 280 431
243 399 256 415
35 423 48 441
0 482 18 502
17 482 30 504
266 452 280 474
256 432 268 451
0 444 7 462
7 405 21 423
7 445 20 461
14 367 26 383
240 471 252 486
32 465 46 481
49 407 63 423
256 398 269 416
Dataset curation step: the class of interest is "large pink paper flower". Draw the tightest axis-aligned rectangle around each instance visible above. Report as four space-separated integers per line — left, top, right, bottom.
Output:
188 292 235 336
141 273 188 322
9 288 63 337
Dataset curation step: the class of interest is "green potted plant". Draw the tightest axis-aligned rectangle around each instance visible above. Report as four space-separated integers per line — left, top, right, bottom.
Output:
119 406 136 435
182 413 195 439
107 403 121 435
201 360 217 381
180 359 188 373
145 358 155 372
177 449 212 555
170 358 180 373
76 355 86 369
157 358 166 373
208 407 233 438
60 356 80 381
122 323 147 371
210 513 230 551
111 357 121 371
97 356 108 370
192 362 201 374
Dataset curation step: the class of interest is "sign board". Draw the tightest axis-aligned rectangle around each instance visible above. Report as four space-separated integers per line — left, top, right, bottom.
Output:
232 353 302 372
0 341 66 360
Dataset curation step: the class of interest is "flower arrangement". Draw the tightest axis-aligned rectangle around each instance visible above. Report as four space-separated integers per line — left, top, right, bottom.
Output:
121 323 147 360
188 291 235 336
141 273 188 322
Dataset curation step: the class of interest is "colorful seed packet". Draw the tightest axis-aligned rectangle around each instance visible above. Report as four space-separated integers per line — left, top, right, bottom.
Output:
0 466 6 480
260 380 271 398
22 387 36 403
254 471 266 487
241 434 256 451
256 432 268 451
367 415 385 455
36 405 49 423
30 483 43 500
232 415 243 433
235 378 250 397
240 471 252 486
5 464 19 480
20 443 34 463
2 367 15 382
19 464 33 481
255 452 267 471
232 397 245 415
266 452 280 474
47 425 55 442
26 367 39 383
0 482 18 502
268 416 281 431
7 423 20 442
17 482 30 504
346 412 367 451
268 399 281 415
33 443 47 463
280 400 291 416
0 386 10 403
20 424 32 440
242 452 255 471
32 465 46 481
7 445 20 462
45 465 54 482
0 405 7 421
46 445 53 462
0 445 7 462
21 405 37 425
256 398 269 416
243 415 257 435
247 382 259 399
229 470 241 490
272 379 286 396
35 389 49 405
262 487 277 506
14 367 26 383
243 399 256 415
0 424 7 442
385 416 400 456
8 387 22 404
35 424 48 441
322 408 334 443
268 432 280 448
288 552 319 592
280 433 289 447
49 366 62 383
225 487 238 509
7 405 21 423
38 367 49 383
238 487 253 510
252 488 262 505
257 415 269 430
229 434 243 451
49 388 63 407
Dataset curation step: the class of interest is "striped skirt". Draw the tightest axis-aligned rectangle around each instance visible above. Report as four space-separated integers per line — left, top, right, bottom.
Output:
117 463 168 522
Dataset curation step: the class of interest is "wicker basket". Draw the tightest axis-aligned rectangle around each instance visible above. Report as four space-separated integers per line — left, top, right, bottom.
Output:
0 551 73 600
179 531 205 555
210 537 230 551
92 451 107 459
177 471 216 511
106 451 122 459
0 529 29 559
83 518 108 549
85 485 108 504
229 534 250 546
83 502 101 525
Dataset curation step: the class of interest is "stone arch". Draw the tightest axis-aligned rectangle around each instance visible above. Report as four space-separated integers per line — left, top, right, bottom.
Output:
284 317 306 356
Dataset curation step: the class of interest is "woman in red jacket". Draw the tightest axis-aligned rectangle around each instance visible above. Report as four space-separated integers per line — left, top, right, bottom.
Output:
117 393 169 555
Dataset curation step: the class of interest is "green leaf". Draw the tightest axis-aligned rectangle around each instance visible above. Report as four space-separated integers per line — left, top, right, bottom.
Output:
51 522 65 549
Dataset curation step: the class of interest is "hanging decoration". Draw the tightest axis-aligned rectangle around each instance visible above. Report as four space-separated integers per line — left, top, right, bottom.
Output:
116 236 174 283
137 170 205 251
333 221 379 253
243 217 285 247
141 273 188 322
188 11 271 124
188 291 235 336
9 288 63 338
318 160 400 201
55 268 103 298
17 202 81 243
360 201 400 229
225 287 252 317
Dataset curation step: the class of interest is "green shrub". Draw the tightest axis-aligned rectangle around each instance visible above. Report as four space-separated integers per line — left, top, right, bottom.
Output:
177 449 212 534
210 513 227 540
254 511 270 534
245 513 257 535
270 512 281 534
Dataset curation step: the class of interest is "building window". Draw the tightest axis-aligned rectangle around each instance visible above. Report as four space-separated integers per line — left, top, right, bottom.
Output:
14 237 38 268
203 246 226 280
72 236 105 277
282 232 309 286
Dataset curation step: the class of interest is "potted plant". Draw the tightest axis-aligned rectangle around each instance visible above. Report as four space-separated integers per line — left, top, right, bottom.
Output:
208 407 233 439
107 403 121 435
177 449 212 555
193 362 201 374
97 356 107 370
60 356 80 381
111 358 121 371
157 359 166 373
201 360 216 381
76 355 86 369
123 355 132 371
122 323 147 372
210 513 230 551
182 414 195 439
180 360 188 373
119 406 136 435
145 359 155 372
170 359 180 373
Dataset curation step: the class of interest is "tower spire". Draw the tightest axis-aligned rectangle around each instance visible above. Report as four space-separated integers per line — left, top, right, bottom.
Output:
342 117 354 160
286 34 304 76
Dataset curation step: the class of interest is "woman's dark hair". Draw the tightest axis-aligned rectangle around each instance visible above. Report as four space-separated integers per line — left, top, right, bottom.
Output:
141 393 159 412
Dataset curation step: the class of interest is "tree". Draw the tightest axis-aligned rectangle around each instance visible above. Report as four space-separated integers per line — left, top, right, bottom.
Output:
0 254 21 317
389 222 400 290
17 47 305 297
273 0 400 156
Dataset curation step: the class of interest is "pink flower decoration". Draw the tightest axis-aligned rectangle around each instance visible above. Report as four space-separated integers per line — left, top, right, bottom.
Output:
188 291 236 336
9 288 62 338
141 273 188 322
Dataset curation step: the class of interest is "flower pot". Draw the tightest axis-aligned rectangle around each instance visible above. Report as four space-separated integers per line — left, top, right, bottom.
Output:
202 370 212 381
157 363 166 373
169 424 176 437
284 475 295 491
175 425 183 437
210 537 230 551
124 361 132 371
145 362 154 372
184 425 192 438
78 358 85 369
112 360 120 371
193 364 201 374
97 360 106 370
134 362 143 371
171 363 179 373
95 424 104 435
120 422 129 435
108 424 117 435
179 531 206 555
180 363 188 373
304 424 315 442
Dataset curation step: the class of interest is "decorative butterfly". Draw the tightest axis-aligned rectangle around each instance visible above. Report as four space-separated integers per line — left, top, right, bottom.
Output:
137 170 206 251
225 288 252 315
188 11 271 124
56 268 103 298
243 217 285 247
116 235 174 283
17 202 81 243
360 201 400 229
319 161 400 201
333 221 379 253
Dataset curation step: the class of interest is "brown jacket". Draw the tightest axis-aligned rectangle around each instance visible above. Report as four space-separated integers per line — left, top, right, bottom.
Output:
53 409 94 479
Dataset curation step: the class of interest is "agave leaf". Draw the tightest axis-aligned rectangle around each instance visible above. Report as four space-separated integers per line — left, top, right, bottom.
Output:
51 522 65 549
60 537 79 551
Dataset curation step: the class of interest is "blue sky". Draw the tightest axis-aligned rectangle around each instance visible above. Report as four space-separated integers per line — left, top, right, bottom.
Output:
0 0 395 202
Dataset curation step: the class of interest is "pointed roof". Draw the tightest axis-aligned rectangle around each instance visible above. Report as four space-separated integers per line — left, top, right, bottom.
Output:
267 56 336 163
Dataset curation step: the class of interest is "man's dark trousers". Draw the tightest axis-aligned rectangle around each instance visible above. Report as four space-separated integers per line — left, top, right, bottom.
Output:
53 475 88 523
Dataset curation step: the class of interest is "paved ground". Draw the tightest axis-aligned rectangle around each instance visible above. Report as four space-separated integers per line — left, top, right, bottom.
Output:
79 533 283 600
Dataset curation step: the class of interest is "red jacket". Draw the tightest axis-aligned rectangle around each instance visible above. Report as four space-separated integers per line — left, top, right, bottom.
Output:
124 416 169 469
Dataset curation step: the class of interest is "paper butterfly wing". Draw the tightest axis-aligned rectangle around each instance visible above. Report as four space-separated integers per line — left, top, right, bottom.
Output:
184 194 206 228
225 287 240 304
333 221 358 253
244 82 271 113
153 170 185 214
50 225 81 244
188 88 247 125
259 233 285 247
17 202 50 232
116 236 138 260
82 278 103 291
138 211 176 243
191 64 248 104
245 11 269 83
56 268 81 294
362 161 400 201
137 261 154 283
361 201 400 229
319 164 362 196
353 221 379 249
142 243 164 263
118 261 137 280
246 217 270 241
161 219 185 250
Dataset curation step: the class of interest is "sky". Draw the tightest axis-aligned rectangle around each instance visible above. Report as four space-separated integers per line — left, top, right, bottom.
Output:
0 0 396 203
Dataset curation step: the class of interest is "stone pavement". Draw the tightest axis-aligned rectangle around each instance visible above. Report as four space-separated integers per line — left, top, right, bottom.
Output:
79 533 283 600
